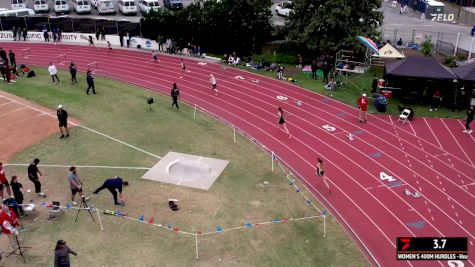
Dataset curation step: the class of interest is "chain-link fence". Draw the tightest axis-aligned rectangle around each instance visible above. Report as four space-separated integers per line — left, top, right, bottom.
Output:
0 17 141 36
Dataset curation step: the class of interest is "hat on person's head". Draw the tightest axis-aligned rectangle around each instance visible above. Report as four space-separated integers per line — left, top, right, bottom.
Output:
58 105 63 109
362 93 366 97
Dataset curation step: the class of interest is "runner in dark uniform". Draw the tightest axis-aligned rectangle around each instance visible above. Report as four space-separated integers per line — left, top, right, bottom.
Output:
171 83 180 110
277 107 291 138
57 105 69 138
463 105 474 134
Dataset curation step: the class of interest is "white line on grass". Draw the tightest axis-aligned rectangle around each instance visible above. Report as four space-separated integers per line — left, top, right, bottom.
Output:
4 163 151 170
0 95 162 160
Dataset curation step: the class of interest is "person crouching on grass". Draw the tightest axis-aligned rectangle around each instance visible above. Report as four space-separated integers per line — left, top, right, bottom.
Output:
68 167 89 206
93 177 129 206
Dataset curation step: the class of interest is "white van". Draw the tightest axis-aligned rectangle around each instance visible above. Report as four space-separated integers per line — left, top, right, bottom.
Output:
0 8 35 17
71 0 91 14
138 0 160 14
33 0 49 13
54 0 70 14
11 0 27 10
91 0 115 14
118 0 137 15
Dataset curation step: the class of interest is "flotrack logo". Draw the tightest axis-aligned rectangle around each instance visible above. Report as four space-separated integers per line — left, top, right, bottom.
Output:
431 13 455 22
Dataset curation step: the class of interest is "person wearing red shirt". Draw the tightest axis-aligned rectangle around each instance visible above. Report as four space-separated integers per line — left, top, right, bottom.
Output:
0 204 21 249
0 162 13 199
357 93 369 123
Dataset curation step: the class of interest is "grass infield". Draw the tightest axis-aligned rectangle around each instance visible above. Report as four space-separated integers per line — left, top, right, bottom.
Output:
0 68 368 267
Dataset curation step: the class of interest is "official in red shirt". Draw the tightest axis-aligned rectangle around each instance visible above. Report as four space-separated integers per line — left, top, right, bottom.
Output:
0 204 21 249
358 93 368 123
0 162 13 199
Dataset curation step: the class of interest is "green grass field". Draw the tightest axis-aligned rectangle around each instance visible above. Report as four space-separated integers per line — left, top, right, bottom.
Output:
0 68 368 267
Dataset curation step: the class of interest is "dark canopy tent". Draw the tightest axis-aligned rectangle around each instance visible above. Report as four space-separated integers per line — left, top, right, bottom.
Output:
452 63 475 108
384 56 457 105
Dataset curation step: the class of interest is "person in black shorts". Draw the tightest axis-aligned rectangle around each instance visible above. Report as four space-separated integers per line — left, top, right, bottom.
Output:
180 59 186 73
10 176 25 216
277 107 291 138
93 177 129 206
69 61 77 83
57 105 69 139
28 158 45 197
316 157 330 194
463 105 474 134
171 83 180 110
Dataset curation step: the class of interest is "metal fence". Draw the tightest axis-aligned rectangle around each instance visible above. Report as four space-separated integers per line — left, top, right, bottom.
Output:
0 17 141 36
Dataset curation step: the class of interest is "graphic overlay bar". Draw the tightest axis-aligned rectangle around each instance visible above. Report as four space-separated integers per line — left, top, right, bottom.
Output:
397 237 468 261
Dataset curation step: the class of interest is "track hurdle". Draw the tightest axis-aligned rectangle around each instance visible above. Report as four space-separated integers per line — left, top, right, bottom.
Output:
21 48 31 58
87 61 99 71
57 53 67 65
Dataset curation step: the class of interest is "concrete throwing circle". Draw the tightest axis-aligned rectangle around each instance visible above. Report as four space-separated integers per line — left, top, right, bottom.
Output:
168 160 213 181
277 95 288 101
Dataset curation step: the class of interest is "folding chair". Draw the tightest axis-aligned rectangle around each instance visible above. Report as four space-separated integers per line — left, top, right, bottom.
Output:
398 109 411 124
48 201 62 220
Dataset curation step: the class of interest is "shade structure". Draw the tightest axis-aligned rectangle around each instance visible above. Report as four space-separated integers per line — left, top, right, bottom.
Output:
385 56 457 80
357 36 379 55
452 62 475 82
373 43 405 59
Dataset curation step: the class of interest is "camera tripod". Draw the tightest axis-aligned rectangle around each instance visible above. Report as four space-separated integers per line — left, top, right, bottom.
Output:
75 196 95 223
7 234 30 263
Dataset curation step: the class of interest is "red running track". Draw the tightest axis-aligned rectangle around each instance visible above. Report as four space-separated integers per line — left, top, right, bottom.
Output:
2 42 474 267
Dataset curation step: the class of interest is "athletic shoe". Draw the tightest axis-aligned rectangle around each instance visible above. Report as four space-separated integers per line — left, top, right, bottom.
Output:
84 197 90 201
72 201 78 205
469 130 473 134
463 130 468 133
60 135 64 139
66 133 69 138
114 202 122 206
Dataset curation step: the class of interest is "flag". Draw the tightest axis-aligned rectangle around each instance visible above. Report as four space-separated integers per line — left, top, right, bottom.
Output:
65 203 72 209
245 223 252 228
139 215 144 222
306 200 311 205
149 217 154 224
322 210 327 216
168 224 172 229
115 210 122 216
273 218 281 223
174 227 179 233
283 218 289 222
216 226 222 233
272 153 278 161
41 202 47 206
296 189 300 193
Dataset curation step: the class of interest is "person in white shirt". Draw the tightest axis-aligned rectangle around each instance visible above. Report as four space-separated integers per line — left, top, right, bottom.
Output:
48 62 61 84
210 74 218 96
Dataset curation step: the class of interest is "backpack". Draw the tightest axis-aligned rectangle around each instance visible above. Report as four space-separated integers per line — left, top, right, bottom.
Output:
27 70 36 78
168 200 180 211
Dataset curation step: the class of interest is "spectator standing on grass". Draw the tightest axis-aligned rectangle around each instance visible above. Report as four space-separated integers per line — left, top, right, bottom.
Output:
12 26 17 41
86 70 96 95
69 61 77 83
96 28 100 41
48 62 61 84
54 240 77 267
43 25 49 42
311 59 317 79
17 27 21 41
0 48 7 63
463 105 474 134
471 25 475 37
101 27 106 41
9 50 16 67
119 30 124 47
57 105 69 138
0 163 13 199
323 61 331 83
10 176 25 217
22 27 27 41
68 167 88 205
28 158 45 197
171 83 180 110
93 177 129 206
2 63 12 84
157 35 163 51
357 93 368 123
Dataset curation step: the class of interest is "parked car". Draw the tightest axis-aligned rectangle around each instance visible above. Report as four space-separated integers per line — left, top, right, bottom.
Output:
275 1 293 17
71 0 91 14
0 8 35 17
11 0 27 10
118 0 137 15
138 0 160 14
54 0 70 14
32 0 49 13
91 0 115 14
163 0 183 10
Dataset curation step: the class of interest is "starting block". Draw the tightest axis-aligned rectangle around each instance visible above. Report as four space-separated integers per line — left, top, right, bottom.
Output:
87 62 99 71
404 189 421 198
57 53 67 65
21 48 31 58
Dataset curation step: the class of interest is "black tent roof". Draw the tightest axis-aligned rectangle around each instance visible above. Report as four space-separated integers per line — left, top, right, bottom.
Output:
452 62 475 82
385 56 457 80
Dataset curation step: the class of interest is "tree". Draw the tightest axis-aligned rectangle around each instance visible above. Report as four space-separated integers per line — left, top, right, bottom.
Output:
286 0 383 52
421 36 433 57
140 0 273 54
